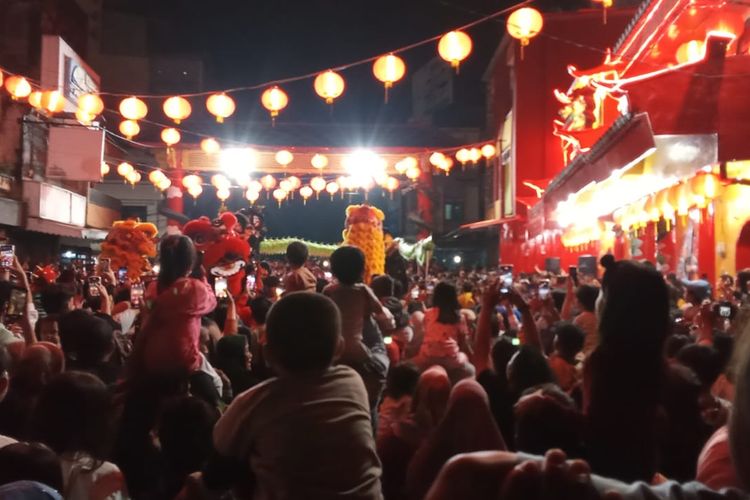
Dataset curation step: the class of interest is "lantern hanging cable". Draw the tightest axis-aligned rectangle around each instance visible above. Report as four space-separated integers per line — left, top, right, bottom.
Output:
91 0 533 99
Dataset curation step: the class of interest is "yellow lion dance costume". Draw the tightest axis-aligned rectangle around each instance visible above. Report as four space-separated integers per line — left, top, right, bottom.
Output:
100 220 158 280
342 205 385 283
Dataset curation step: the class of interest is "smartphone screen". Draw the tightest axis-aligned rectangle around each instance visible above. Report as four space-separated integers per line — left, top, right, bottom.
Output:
130 283 145 308
720 306 731 318
5 288 26 319
88 276 101 297
0 245 14 268
246 274 256 291
569 266 578 286
323 271 332 280
411 287 419 300
118 268 127 283
538 283 550 299
215 278 228 298
100 258 110 272
511 337 521 346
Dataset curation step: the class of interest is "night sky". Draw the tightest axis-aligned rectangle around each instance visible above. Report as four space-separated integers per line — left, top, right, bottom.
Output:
109 0 587 241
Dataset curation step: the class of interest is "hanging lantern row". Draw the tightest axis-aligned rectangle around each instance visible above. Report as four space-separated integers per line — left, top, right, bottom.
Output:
612 173 721 232
1 6 544 136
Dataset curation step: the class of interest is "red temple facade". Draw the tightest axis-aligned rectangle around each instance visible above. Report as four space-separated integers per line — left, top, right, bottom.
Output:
489 0 750 283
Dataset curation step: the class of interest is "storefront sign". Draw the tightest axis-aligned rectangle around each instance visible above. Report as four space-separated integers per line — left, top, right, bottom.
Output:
40 36 100 112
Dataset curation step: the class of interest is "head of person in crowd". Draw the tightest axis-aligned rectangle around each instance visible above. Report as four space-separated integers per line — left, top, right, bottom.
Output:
215 335 254 394
514 383 583 457
30 371 114 461
330 246 366 286
13 343 64 393
676 343 722 389
432 282 461 324
384 362 420 400
575 285 599 314
265 293 341 375
491 336 518 380
665 333 691 360
157 396 220 497
371 274 395 300
40 285 74 316
0 442 63 492
507 345 555 395
249 296 272 326
285 241 309 270
553 322 585 361
157 235 197 293
34 316 59 346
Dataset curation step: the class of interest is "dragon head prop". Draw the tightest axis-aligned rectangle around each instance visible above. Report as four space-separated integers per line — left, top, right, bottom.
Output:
342 204 386 283
183 211 251 296
100 220 159 280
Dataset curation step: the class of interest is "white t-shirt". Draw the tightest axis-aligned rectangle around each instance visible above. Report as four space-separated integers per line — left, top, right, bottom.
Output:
213 365 383 500
60 452 129 500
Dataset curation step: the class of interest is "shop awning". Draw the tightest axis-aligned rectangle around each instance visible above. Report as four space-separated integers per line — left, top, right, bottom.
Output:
460 216 519 231
26 218 107 241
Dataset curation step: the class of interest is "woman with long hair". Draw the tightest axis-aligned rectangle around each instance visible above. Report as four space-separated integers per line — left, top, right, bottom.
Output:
414 282 475 383
585 255 671 482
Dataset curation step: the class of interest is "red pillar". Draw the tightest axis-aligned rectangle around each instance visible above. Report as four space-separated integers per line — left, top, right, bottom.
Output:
417 165 433 240
698 207 716 284
641 223 656 263
166 148 184 232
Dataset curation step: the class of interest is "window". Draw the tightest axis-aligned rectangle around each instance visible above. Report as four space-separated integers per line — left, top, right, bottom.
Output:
444 202 464 223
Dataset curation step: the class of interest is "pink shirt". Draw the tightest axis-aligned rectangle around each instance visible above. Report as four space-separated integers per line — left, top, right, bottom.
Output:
141 277 217 373
418 307 467 359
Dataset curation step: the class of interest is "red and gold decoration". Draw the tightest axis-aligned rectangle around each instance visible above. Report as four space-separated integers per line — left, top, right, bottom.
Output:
342 204 386 283
99 220 159 280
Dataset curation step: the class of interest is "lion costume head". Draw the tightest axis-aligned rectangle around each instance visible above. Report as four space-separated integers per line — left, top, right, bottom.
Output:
100 220 159 280
342 204 385 283
183 211 251 297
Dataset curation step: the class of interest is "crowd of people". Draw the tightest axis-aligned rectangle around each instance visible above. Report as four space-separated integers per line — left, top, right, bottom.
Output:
0 235 749 499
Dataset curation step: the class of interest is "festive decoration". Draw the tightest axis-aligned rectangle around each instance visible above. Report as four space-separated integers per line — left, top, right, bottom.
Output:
342 204 386 283
275 150 294 167
101 162 110 176
161 128 181 147
99 220 158 280
119 96 148 121
287 176 302 190
385 176 399 197
216 188 231 202
163 96 192 124
456 148 471 165
481 144 497 158
260 238 338 257
187 184 203 199
119 120 140 139
438 31 472 72
406 166 421 180
183 212 251 297
507 7 543 57
325 181 340 199
373 53 406 102
4 76 31 100
314 70 346 105
311 154 329 169
126 170 142 185
300 185 313 204
77 93 104 117
206 93 235 123
182 174 202 189
246 189 260 203
272 188 287 207
211 174 230 190
41 90 65 114
28 91 43 110
76 109 94 125
201 138 221 154
395 235 434 265
261 86 289 121
117 162 134 178
310 176 327 198
260 174 277 191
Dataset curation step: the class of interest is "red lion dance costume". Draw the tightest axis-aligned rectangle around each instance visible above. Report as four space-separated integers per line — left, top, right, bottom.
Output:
183 212 251 297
